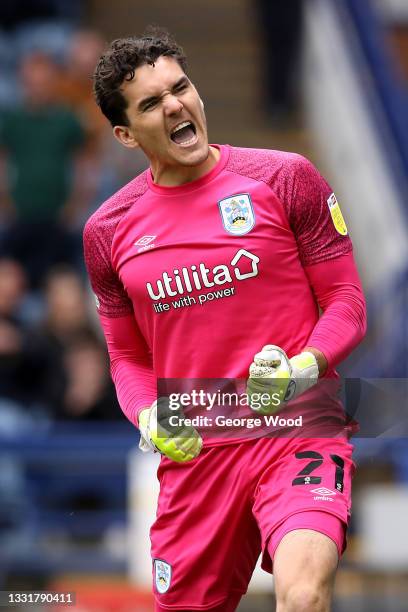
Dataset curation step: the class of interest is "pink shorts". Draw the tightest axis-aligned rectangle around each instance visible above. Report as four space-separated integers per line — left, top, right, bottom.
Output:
150 437 354 610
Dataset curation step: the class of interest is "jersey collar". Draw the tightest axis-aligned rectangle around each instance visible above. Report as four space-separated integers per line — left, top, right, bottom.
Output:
147 144 230 195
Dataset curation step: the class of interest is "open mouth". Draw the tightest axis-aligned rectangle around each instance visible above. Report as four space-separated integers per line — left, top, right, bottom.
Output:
170 121 197 146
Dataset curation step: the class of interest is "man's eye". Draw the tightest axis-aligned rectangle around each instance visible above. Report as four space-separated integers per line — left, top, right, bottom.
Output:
143 100 158 111
174 83 187 93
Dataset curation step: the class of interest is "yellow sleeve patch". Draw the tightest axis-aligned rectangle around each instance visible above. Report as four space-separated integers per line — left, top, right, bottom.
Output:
327 193 348 236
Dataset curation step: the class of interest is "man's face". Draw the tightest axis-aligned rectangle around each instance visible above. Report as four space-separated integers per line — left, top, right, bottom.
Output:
20 54 58 106
117 56 209 179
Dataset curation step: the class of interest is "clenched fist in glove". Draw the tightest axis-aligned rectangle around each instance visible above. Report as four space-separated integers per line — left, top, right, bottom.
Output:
247 345 319 414
139 397 203 462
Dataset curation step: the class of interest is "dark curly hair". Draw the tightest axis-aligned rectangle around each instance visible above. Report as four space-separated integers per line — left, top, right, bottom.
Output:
93 27 187 127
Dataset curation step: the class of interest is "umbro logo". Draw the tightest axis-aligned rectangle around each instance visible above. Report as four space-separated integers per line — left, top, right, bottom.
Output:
134 235 156 246
134 235 156 253
311 487 337 502
311 487 337 496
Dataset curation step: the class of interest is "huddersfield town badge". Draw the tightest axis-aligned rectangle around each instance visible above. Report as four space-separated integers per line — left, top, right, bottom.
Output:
154 559 172 594
218 193 255 235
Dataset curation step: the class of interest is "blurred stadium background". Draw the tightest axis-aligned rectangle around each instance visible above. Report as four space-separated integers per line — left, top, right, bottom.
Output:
0 0 407 610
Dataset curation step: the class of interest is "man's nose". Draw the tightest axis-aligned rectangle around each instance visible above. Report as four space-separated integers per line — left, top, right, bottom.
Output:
163 94 183 115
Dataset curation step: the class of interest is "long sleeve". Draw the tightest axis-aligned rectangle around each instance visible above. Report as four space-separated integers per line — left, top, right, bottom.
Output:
99 314 156 426
83 203 155 428
272 155 366 369
304 252 367 370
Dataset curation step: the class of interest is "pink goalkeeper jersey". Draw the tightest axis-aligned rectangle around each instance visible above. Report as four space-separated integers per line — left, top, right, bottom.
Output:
84 145 365 439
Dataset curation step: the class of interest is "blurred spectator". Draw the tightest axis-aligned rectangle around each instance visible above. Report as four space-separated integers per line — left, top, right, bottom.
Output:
61 332 123 421
0 259 47 421
43 264 92 341
0 258 26 319
53 29 115 214
254 0 303 126
55 29 107 153
0 51 88 288
31 265 95 412
54 28 149 207
32 265 121 420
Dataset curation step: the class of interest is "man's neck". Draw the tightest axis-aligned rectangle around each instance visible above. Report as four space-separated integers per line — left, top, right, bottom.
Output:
151 146 220 187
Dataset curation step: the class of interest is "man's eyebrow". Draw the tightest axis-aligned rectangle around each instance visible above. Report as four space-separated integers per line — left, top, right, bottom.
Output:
138 76 189 111
138 94 161 111
172 76 189 90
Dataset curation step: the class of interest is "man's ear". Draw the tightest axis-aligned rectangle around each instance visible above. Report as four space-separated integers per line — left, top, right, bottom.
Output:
113 125 139 149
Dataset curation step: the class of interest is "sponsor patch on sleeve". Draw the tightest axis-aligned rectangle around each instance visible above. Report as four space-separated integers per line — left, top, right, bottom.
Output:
327 193 348 236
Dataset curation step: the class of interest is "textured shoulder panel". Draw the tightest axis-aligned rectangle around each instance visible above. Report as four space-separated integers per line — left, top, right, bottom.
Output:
226 146 352 266
83 171 149 317
226 145 306 215
226 145 299 178
87 170 149 235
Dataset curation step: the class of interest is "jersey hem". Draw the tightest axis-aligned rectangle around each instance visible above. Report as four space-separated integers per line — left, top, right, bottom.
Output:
262 506 348 562
261 510 347 574
267 522 345 565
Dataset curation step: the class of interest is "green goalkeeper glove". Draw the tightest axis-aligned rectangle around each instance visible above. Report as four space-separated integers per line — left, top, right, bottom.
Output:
138 398 203 462
247 345 319 414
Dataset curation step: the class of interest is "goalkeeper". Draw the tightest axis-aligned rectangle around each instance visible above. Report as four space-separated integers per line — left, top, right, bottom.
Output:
84 28 366 612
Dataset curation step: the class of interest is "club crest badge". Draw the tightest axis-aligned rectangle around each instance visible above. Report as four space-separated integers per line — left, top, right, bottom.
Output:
154 559 172 594
327 193 348 236
218 193 255 236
